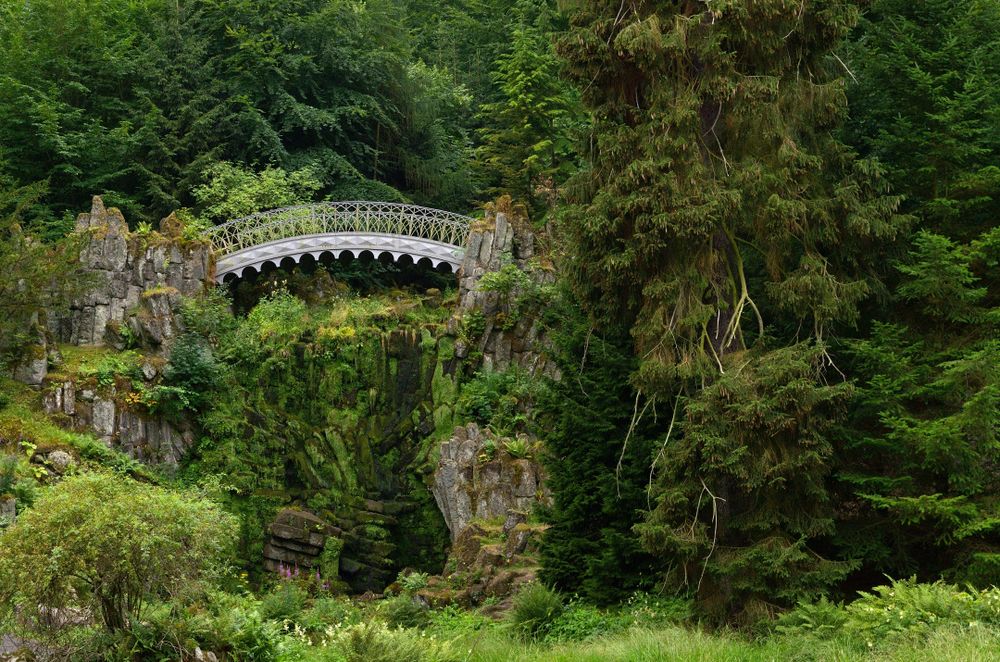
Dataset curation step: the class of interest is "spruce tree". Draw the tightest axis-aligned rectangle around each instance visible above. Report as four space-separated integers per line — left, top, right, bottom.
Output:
554 1 903 618
537 300 656 604
836 0 1000 588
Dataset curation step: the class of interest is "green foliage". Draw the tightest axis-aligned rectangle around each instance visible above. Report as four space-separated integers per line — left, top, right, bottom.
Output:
192 162 323 224
114 592 280 662
638 343 856 620
538 297 657 604
261 582 309 623
78 350 143 389
330 620 438 662
475 0 584 208
379 596 430 630
160 333 219 412
0 454 17 496
398 571 430 593
0 473 237 636
0 0 493 222
0 181 91 366
834 0 1000 591
457 368 544 437
557 0 903 385
508 582 564 641
845 0 1000 242
502 437 532 459
778 579 1000 651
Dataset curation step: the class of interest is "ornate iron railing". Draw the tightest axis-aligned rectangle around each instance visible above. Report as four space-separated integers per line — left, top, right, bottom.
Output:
204 201 473 256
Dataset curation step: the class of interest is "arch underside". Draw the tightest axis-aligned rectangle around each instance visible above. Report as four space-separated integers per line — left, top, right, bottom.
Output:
215 232 465 283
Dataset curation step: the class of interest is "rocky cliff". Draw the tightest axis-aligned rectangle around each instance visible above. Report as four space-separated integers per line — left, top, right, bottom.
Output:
49 196 212 350
432 423 549 541
452 208 558 379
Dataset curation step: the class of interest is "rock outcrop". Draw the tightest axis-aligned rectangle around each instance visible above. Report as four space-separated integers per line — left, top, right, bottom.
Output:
264 509 342 573
43 379 191 466
416 514 547 613
49 196 212 350
432 422 549 541
453 209 558 378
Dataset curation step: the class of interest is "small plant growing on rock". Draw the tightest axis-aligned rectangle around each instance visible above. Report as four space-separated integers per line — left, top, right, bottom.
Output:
398 571 429 593
503 437 532 459
479 438 498 462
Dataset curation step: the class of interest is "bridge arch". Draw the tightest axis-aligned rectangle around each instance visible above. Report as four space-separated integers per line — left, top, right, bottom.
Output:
204 202 473 284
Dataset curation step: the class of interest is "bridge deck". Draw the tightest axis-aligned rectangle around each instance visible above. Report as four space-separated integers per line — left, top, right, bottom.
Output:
204 202 473 283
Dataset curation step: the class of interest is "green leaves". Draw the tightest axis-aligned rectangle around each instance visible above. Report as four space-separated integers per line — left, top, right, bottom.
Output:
0 473 236 636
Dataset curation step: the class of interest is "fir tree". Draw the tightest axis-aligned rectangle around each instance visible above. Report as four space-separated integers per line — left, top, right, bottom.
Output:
836 0 1000 588
554 0 903 618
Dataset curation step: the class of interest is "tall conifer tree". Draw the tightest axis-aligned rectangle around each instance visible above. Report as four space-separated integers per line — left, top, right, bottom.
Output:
554 1 903 618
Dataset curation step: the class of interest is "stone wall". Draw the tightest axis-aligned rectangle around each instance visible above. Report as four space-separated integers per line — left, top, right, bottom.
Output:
49 196 212 350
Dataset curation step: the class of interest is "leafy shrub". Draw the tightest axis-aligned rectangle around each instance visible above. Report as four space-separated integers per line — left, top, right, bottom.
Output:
79 351 143 388
162 333 218 411
260 582 308 622
399 571 430 593
845 579 1000 643
181 288 238 345
777 579 1000 650
235 290 309 350
508 582 564 640
379 595 430 629
776 596 848 638
457 368 544 436
621 592 692 628
116 593 279 662
0 390 10 410
426 604 492 636
545 601 617 642
298 597 363 634
0 473 237 635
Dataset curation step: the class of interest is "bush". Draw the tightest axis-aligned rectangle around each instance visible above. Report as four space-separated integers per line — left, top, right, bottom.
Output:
508 582 564 641
0 473 237 636
379 595 430 630
114 593 279 662
260 582 308 622
545 601 618 642
79 351 143 388
161 333 218 411
457 368 544 436
503 437 532 459
777 578 1000 650
297 597 363 634
399 571 430 593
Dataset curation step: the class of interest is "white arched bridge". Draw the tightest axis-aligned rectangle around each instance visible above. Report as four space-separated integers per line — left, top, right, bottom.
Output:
203 201 473 283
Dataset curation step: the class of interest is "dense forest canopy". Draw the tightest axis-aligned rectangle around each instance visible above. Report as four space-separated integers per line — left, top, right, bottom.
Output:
1 0 999 659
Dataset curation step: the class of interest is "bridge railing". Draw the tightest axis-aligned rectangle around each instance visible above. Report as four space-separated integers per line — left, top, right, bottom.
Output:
204 201 473 256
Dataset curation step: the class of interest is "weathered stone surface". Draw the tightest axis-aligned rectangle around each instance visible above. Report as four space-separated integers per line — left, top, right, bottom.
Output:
0 497 15 524
13 354 47 386
263 509 341 573
454 209 558 378
46 450 73 474
432 423 550 541
41 379 191 465
51 196 212 352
